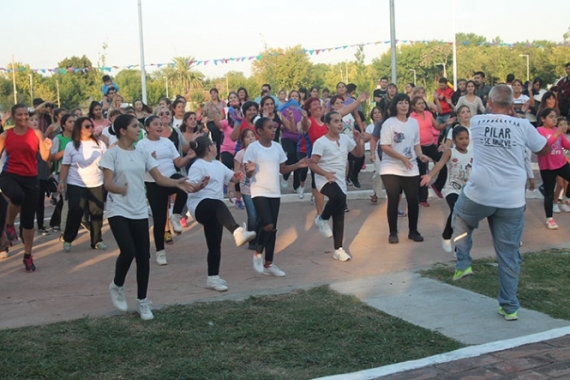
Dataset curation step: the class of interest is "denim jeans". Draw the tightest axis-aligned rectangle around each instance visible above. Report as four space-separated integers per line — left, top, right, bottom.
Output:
241 194 258 247
453 193 524 314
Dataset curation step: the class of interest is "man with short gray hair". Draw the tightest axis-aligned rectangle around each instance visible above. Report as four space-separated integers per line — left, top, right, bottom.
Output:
451 84 548 321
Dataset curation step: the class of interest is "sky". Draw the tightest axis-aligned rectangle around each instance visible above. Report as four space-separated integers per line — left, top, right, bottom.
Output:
3 0 569 79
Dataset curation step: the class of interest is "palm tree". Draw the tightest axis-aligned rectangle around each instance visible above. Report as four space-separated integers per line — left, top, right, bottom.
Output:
166 56 204 97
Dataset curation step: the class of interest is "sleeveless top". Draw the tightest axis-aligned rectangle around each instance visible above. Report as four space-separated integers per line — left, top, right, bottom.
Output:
54 134 73 174
442 147 473 197
4 127 39 176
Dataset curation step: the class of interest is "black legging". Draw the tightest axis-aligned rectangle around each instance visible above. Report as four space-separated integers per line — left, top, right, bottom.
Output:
540 163 570 218
417 144 447 202
443 193 459 239
0 172 39 230
297 152 308 184
35 179 49 230
281 139 300 189
320 182 347 249
109 216 150 300
253 197 280 262
0 195 7 236
381 174 420 234
194 198 240 276
63 184 104 248
207 121 222 160
348 152 365 182
145 173 188 251
220 151 240 193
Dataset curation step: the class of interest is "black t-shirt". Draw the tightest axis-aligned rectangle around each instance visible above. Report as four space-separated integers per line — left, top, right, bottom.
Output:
272 113 282 142
373 88 388 101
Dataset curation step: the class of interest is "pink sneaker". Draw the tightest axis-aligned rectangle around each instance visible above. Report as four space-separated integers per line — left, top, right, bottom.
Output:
180 217 188 229
546 218 558 230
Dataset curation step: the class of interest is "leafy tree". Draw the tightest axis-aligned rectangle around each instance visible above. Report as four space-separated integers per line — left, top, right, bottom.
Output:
251 45 314 91
53 55 100 108
115 69 144 103
161 57 204 99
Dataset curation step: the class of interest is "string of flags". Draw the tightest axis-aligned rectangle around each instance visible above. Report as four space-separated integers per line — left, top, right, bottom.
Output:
2 39 568 75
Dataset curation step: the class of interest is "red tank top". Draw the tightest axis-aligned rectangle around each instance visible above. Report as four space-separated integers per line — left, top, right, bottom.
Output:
4 127 39 176
307 117 327 144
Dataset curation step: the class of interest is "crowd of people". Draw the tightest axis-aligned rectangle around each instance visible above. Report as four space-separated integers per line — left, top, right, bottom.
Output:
1 63 570 321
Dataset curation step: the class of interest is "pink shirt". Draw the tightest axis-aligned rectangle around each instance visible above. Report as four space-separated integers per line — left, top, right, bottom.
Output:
537 127 570 170
220 121 237 155
410 111 437 146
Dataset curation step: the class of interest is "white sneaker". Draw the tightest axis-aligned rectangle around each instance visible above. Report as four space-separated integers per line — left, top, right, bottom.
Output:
136 298 154 320
546 218 559 230
263 263 286 277
314 215 333 238
333 248 351 262
206 276 228 292
553 203 561 213
156 250 167 266
297 187 305 199
560 203 570 213
170 213 183 234
234 223 256 247
253 253 264 273
109 281 128 312
280 176 288 188
442 239 452 253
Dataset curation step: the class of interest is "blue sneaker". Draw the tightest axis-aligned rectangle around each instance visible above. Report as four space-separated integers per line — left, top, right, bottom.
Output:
235 199 245 210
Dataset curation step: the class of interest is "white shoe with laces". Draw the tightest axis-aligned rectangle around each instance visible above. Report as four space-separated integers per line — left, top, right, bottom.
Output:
156 250 167 266
170 213 183 234
560 202 570 213
136 298 154 320
314 215 333 238
109 281 128 312
280 176 288 188
263 264 286 277
333 248 351 262
546 218 559 230
553 203 561 213
206 276 228 292
442 239 452 253
234 223 256 247
253 253 264 273
297 187 305 199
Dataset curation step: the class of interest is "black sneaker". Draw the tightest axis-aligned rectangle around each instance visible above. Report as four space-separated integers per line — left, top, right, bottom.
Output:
351 178 361 188
538 184 544 197
38 228 50 236
23 254 36 272
408 231 424 242
346 178 353 186
389 233 399 244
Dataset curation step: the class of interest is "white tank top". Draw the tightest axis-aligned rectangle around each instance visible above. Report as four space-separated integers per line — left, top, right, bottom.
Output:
442 147 473 197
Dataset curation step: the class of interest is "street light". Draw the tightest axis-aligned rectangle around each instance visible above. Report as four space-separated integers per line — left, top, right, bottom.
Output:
137 0 148 104
409 69 417 84
519 54 530 81
436 62 447 78
28 74 33 104
389 0 397 83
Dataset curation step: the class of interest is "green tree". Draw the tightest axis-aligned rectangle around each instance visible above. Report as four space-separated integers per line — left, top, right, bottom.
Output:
161 57 204 99
115 69 144 103
251 45 314 90
52 55 100 108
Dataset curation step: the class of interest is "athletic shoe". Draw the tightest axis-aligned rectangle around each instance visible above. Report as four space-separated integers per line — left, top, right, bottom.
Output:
431 184 443 199
0 249 8 259
235 199 245 210
297 187 305 199
180 217 188 228
408 231 424 242
561 202 570 213
253 253 264 273
155 250 167 266
419 201 430 207
398 208 407 217
234 224 256 247
93 242 107 250
38 228 50 236
497 306 518 321
333 248 351 262
263 264 286 277
442 239 452 253
361 163 367 170
63 242 72 252
314 215 333 238
170 213 183 235
136 298 154 320
351 178 361 189
52 225 61 232
546 218 559 230
553 203 561 213
23 255 36 272
206 276 228 292
346 178 353 186
280 177 288 188
310 196 314 205
109 281 128 312
165 231 174 245
389 233 399 244
453 266 473 281
5 224 17 243
344 204 349 213
538 184 545 196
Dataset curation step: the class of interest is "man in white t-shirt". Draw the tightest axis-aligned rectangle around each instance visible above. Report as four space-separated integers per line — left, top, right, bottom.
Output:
452 84 548 321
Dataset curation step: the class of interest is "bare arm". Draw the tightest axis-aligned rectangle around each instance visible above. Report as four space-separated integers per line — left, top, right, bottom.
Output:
35 130 52 161
420 148 451 186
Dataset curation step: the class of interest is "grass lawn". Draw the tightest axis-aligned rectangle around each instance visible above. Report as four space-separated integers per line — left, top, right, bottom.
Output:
0 286 463 380
421 249 570 320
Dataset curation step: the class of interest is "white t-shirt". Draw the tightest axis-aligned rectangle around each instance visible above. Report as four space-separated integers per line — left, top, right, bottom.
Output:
243 141 287 198
463 114 546 208
365 122 376 152
442 147 473 197
172 118 183 129
102 126 118 147
62 140 107 188
99 145 158 219
186 159 234 219
136 137 180 182
341 113 356 142
379 117 420 177
513 94 530 116
312 134 356 194
234 149 251 196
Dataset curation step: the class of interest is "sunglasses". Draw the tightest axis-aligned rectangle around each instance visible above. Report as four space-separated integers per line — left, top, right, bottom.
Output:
160 112 171 116
83 124 93 129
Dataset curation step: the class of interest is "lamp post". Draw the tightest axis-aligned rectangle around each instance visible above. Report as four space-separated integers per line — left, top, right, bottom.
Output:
137 0 148 104
519 54 530 81
436 62 447 78
28 74 33 104
409 69 417 85
389 0 397 83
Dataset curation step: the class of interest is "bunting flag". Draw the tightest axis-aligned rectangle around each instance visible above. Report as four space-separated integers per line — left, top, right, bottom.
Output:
1 39 568 75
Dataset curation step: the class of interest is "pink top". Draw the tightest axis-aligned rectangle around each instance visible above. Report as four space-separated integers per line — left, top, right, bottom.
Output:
537 127 570 170
410 111 437 146
219 120 237 154
92 118 111 138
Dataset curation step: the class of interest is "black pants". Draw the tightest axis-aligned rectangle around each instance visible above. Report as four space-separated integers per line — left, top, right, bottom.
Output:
35 179 49 230
297 152 308 184
253 197 280 262
418 144 447 202
0 196 7 236
50 196 63 228
109 216 150 300
0 172 39 230
320 182 347 249
347 152 365 182
220 151 240 193
443 193 459 239
207 121 222 160
381 174 420 234
145 173 188 251
63 184 104 248
540 163 570 218
282 139 300 189
195 198 239 276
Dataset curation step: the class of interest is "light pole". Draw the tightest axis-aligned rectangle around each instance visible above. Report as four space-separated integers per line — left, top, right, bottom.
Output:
409 69 417 84
436 62 447 78
28 74 33 104
389 0 397 83
451 0 457 88
519 54 530 81
137 0 148 104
